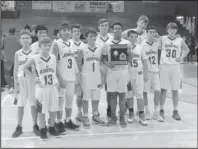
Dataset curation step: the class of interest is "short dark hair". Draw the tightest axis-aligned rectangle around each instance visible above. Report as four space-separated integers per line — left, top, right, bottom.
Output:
71 24 82 31
39 37 52 47
24 24 31 30
146 25 156 32
97 18 109 26
9 27 15 34
85 28 97 37
127 30 138 37
138 15 149 24
53 29 59 36
35 25 48 34
20 29 32 37
111 22 123 29
59 23 70 30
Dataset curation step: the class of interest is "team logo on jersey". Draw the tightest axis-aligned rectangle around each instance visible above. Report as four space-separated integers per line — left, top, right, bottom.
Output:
120 53 127 60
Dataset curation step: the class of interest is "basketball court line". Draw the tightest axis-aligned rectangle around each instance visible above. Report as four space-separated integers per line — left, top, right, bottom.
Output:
2 128 197 141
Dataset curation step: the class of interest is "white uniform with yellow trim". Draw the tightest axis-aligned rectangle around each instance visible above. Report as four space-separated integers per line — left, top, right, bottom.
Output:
56 39 79 97
34 54 59 114
160 36 182 90
70 39 86 96
81 44 103 101
143 41 161 93
16 49 36 107
96 34 113 87
103 39 131 93
127 44 148 99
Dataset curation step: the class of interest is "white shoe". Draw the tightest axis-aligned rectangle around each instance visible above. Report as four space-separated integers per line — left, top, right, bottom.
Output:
127 112 135 123
145 110 151 120
152 110 164 122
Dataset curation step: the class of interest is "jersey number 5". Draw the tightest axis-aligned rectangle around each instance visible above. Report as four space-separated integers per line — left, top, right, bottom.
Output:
68 59 72 68
131 59 138 67
44 74 53 85
166 49 176 58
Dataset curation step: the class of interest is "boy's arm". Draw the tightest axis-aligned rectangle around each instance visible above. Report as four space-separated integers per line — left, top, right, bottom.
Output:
56 63 66 88
158 36 162 65
102 44 115 68
51 41 60 62
141 45 149 82
179 39 190 62
127 42 132 63
23 57 35 78
14 52 19 93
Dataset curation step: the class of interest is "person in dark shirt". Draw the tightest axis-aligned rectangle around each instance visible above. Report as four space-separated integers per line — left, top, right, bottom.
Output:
187 35 196 63
31 25 38 44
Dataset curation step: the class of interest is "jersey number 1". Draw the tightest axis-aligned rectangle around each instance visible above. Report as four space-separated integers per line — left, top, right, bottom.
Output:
44 74 53 85
92 62 95 72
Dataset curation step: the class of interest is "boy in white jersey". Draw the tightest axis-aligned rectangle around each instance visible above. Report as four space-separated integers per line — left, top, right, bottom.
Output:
77 28 106 128
23 37 63 140
122 15 149 45
103 22 132 127
126 30 148 126
12 30 39 138
51 23 80 131
69 24 86 122
143 26 163 122
158 23 189 121
96 19 113 118
31 25 48 54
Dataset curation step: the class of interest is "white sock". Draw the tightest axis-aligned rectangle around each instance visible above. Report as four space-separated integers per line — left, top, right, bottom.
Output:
154 106 159 111
65 117 71 123
77 107 82 114
145 106 149 111
57 119 62 123
174 106 177 111
160 105 164 110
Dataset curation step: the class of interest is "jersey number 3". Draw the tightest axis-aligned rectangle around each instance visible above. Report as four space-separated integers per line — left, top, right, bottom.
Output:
68 59 72 68
44 74 53 85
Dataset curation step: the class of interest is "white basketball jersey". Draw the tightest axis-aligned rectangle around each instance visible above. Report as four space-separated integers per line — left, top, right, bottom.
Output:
33 54 58 86
143 41 159 72
82 45 103 85
129 44 148 72
57 39 78 81
70 39 86 59
160 36 182 65
17 49 33 77
31 41 40 55
96 33 113 46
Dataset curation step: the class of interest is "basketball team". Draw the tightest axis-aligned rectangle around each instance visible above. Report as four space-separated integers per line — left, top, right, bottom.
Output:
11 15 189 140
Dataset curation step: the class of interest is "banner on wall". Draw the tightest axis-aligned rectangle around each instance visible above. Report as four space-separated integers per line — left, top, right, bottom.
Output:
52 1 124 13
32 1 51 10
1 1 16 11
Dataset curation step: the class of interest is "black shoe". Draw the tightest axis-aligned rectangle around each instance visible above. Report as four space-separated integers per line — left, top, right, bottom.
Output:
33 124 40 136
40 128 48 140
13 97 17 105
107 107 111 117
55 122 66 134
12 125 23 138
48 126 60 136
172 110 181 121
159 109 165 120
64 120 80 131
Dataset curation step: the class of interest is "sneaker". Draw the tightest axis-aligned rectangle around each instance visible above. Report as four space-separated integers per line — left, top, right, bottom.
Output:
172 110 181 121
120 117 127 127
159 109 165 120
92 115 106 126
48 126 60 136
145 109 151 120
83 117 90 128
55 122 66 135
76 112 84 122
33 124 40 136
40 128 48 140
64 119 80 131
127 112 135 123
8 88 14 94
12 125 23 138
152 111 164 122
107 117 117 126
106 108 111 117
139 113 148 126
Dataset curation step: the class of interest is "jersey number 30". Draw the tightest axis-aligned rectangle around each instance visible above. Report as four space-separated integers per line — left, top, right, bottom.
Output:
166 49 176 58
44 74 53 85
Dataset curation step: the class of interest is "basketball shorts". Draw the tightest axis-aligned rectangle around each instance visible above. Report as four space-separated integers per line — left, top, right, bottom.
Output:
83 88 101 101
126 71 144 99
18 76 36 107
107 69 128 93
144 71 160 93
36 84 59 114
160 64 181 90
